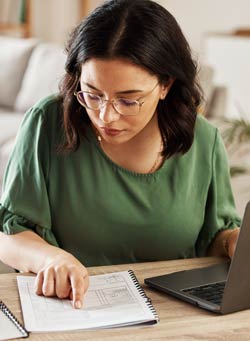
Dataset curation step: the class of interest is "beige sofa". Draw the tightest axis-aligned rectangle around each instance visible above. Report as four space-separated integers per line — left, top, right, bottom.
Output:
0 36 66 191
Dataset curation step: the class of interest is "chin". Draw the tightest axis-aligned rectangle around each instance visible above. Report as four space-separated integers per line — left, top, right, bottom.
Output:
102 133 134 145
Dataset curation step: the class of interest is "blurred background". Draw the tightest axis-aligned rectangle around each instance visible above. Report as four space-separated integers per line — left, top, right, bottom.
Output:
1 0 250 118
0 0 249 216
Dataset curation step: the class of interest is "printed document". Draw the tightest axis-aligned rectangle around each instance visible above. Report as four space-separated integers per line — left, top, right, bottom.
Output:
17 271 158 332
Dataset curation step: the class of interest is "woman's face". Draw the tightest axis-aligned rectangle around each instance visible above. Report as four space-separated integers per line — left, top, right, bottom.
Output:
80 58 171 145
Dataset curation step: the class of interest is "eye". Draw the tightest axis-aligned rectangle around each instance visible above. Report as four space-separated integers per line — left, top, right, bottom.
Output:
86 93 100 101
117 98 137 107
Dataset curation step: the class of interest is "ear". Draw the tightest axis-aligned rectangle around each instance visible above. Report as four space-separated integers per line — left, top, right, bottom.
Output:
160 78 175 100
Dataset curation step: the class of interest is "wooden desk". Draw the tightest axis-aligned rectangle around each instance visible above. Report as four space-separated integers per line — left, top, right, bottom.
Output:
1 257 250 340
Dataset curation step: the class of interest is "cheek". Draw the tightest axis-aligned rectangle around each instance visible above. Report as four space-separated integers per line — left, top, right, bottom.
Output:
125 111 155 132
139 100 159 122
125 98 159 126
85 108 98 122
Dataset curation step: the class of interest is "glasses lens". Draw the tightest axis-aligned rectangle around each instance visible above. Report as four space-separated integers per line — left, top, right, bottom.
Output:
77 92 101 110
114 99 140 115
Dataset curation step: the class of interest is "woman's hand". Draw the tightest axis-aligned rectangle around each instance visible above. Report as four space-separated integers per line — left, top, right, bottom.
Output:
0 231 89 308
35 252 89 309
226 228 240 259
207 228 240 258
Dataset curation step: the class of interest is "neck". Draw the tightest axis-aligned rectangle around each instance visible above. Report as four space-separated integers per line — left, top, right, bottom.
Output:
94 114 165 173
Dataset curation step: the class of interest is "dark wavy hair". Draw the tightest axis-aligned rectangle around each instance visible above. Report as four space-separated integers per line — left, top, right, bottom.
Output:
59 0 202 158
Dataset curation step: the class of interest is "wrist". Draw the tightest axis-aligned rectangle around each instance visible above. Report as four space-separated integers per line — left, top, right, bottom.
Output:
222 229 239 256
42 246 70 269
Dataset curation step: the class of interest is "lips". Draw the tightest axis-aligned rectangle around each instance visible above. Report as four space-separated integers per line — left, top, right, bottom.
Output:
101 127 124 136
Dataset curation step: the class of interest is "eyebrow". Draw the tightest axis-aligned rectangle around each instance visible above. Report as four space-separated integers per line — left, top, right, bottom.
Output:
82 82 144 95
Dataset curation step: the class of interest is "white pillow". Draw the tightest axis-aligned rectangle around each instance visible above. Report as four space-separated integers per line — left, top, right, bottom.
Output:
14 43 66 112
0 110 23 147
0 37 37 108
0 137 17 194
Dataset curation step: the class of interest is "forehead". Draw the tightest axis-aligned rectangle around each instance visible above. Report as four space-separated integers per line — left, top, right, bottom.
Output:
80 58 157 88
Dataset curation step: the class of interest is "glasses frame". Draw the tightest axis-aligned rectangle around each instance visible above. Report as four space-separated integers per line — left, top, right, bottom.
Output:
74 81 159 116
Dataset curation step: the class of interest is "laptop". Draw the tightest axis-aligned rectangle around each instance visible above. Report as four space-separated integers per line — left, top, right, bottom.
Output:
145 201 250 314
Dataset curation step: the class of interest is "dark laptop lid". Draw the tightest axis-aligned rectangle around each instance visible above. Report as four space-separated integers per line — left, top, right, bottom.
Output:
220 201 250 314
145 201 250 314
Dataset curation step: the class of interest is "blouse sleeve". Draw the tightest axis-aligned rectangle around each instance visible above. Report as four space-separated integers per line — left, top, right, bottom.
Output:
195 129 242 256
0 106 58 246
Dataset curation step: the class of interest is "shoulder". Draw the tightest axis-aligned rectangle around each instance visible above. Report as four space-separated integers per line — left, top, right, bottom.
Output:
35 93 62 110
20 94 63 134
194 114 218 143
25 94 62 121
176 115 226 178
183 114 222 164
192 114 221 155
15 94 64 150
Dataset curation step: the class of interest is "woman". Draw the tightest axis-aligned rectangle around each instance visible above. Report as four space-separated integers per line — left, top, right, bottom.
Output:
0 0 241 309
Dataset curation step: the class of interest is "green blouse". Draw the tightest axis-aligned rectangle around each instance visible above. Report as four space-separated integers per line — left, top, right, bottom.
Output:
0 95 241 266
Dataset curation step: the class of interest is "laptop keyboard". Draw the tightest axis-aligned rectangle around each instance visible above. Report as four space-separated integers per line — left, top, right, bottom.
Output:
182 281 226 305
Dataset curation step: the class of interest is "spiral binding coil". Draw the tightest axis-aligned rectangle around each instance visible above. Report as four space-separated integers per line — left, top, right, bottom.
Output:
128 270 159 322
0 300 28 337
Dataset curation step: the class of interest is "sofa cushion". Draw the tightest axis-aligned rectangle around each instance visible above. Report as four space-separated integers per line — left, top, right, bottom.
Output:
14 43 66 112
0 37 37 108
0 110 23 193
0 109 23 147
0 137 17 192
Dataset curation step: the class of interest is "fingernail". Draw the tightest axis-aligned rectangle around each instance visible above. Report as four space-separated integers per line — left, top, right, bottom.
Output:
75 300 82 309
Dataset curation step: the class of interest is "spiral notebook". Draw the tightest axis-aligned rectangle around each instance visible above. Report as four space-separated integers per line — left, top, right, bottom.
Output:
17 270 159 332
0 301 28 340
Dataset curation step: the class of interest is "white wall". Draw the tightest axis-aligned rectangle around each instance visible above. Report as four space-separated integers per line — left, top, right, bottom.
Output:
156 0 250 118
31 0 81 45
30 0 250 118
31 0 103 46
156 0 250 59
31 0 250 56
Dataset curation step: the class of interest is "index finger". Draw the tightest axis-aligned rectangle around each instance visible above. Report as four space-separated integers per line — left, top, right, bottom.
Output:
70 275 88 309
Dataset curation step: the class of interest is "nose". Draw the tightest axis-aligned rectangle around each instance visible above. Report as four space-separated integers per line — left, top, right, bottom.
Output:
99 101 120 124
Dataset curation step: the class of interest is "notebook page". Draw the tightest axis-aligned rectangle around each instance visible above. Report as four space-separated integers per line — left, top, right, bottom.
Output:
17 271 157 332
0 309 24 340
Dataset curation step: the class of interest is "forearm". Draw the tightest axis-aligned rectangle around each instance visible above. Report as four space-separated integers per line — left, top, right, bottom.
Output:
0 230 67 273
207 228 240 258
0 230 89 308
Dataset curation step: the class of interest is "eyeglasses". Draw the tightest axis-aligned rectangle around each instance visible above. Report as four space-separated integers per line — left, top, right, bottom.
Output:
74 82 159 116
